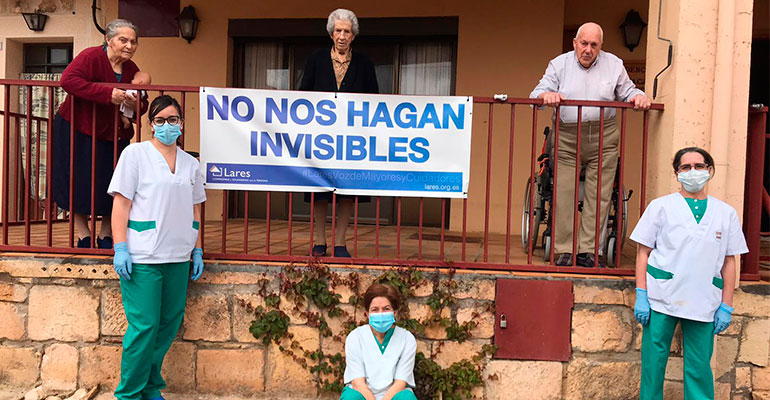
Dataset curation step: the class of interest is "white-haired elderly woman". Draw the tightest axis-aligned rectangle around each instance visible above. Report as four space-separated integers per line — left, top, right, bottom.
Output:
52 19 147 250
300 8 379 258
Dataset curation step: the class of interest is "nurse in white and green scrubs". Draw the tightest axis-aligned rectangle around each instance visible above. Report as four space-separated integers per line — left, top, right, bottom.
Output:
109 95 206 400
342 283 418 400
631 147 748 400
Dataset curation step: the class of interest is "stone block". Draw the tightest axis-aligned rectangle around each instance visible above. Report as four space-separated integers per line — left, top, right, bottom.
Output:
412 281 433 298
0 347 41 387
197 270 262 285
565 358 641 400
101 288 126 336
733 288 770 317
572 308 633 353
197 348 264 394
0 301 25 340
408 303 450 340
266 325 319 396
715 382 731 400
573 282 625 305
665 357 683 381
755 366 770 391
739 319 770 366
0 281 27 302
457 305 494 339
29 286 99 342
182 292 231 342
715 336 739 379
755 391 770 400
79 345 121 391
325 305 355 338
279 295 308 325
454 279 495 301
433 340 485 368
736 366 751 389
232 293 265 343
484 360 562 400
161 342 196 392
664 380 683 398
41 344 78 392
724 315 744 336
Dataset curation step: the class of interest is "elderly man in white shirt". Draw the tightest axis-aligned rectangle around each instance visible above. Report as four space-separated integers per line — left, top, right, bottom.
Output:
530 22 651 267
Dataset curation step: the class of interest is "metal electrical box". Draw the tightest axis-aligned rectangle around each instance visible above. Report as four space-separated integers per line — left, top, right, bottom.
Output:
494 279 573 361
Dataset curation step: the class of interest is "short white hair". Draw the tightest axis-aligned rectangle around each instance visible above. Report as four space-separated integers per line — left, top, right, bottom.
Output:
105 19 138 41
575 22 603 42
326 8 359 36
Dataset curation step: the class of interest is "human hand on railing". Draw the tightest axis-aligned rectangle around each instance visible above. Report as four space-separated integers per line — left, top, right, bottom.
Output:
540 92 565 107
631 94 651 110
111 88 127 105
191 247 204 281
113 242 132 280
713 303 733 335
634 288 650 326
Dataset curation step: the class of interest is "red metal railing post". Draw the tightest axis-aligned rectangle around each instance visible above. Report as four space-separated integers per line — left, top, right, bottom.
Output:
551 107 560 266
593 108 605 268
287 192 293 256
68 98 75 247
24 85 32 245
46 86 54 246
243 191 249 254
505 104 516 263
265 191 271 255
2 84 10 245
483 105 494 262
615 108 627 268
572 108 582 266
353 196 358 258
396 197 402 259
90 103 97 248
527 106 538 264
418 197 424 260
221 190 228 253
375 196 380 259
641 111 650 214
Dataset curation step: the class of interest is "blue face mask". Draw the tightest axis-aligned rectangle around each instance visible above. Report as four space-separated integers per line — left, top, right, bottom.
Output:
369 311 395 333
153 122 181 145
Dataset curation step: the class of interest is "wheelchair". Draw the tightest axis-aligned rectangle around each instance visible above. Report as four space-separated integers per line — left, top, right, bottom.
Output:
521 127 632 266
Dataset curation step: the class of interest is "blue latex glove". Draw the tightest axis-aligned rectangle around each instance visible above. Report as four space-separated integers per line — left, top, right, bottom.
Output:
191 247 204 281
113 242 132 280
634 288 651 326
713 303 733 335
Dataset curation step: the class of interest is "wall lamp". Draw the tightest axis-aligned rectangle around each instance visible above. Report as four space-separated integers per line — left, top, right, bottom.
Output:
176 5 199 43
22 11 48 32
620 9 648 52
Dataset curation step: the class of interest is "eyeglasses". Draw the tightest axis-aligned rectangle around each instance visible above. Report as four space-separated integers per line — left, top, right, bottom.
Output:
677 163 708 172
151 116 182 126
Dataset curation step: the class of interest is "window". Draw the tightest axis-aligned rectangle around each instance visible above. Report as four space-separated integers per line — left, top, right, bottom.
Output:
230 18 457 225
23 44 73 74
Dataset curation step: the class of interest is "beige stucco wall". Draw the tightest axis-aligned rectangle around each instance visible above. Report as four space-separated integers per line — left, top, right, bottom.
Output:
0 0 757 243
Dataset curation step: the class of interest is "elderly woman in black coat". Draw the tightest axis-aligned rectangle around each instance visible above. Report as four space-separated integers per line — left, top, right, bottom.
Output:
300 8 379 258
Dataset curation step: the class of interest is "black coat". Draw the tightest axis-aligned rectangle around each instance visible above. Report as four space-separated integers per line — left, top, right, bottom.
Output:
299 48 379 94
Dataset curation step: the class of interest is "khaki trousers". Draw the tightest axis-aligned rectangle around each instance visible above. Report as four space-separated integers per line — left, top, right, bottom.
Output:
553 118 618 255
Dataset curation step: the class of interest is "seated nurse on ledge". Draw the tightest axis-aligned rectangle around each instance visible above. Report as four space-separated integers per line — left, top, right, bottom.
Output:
341 283 418 400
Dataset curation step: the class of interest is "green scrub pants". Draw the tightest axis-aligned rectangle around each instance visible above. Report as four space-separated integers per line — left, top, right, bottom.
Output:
640 310 715 400
340 386 418 400
114 262 190 400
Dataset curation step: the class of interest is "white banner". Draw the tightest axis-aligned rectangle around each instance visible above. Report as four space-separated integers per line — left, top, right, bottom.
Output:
199 87 473 198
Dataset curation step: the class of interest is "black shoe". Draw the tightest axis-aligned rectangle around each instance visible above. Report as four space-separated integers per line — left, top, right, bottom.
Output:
333 246 351 258
554 253 573 266
97 236 113 249
311 244 327 256
77 236 92 248
577 253 606 268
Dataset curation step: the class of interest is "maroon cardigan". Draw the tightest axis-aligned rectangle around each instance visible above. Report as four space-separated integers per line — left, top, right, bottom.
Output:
58 45 143 141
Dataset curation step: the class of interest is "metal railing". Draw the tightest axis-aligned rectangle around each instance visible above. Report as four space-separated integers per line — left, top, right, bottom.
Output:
743 105 769 280
0 79 672 277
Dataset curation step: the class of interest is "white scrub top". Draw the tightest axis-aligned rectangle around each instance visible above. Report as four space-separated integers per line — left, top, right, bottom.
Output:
108 141 206 264
343 325 417 400
630 193 748 322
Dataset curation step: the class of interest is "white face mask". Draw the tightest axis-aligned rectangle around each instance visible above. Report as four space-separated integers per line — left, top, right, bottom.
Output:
677 169 711 193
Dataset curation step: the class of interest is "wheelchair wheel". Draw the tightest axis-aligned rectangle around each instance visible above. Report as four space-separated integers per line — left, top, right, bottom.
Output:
604 186 629 267
542 234 552 262
521 177 542 250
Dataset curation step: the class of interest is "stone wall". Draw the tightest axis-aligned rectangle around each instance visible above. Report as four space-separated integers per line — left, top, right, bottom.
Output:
1 257 770 399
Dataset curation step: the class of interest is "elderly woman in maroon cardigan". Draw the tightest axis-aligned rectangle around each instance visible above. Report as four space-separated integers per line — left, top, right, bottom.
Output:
300 8 379 258
52 19 146 249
